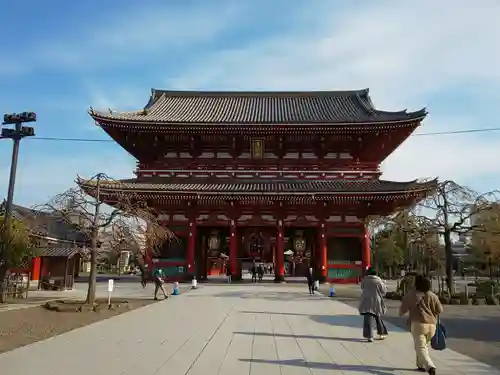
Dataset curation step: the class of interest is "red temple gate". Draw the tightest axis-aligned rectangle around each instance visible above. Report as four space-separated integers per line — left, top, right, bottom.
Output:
80 89 436 283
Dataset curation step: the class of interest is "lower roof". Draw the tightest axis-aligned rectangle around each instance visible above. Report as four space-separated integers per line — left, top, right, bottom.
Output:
77 177 436 196
39 247 81 258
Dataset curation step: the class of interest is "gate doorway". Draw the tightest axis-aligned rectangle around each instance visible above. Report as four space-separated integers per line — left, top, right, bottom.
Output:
195 227 229 281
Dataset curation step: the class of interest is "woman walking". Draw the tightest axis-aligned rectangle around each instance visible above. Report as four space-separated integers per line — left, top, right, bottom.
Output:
399 275 443 375
358 267 388 342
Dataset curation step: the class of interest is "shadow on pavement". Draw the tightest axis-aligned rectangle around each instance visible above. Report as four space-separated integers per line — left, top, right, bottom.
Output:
186 289 322 301
234 331 364 342
332 296 500 343
239 358 407 375
240 310 364 329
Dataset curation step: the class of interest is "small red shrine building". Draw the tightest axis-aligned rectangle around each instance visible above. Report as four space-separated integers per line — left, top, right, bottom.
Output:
80 89 436 283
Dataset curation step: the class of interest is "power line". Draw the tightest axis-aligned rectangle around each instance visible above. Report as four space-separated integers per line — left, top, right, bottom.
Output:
3 126 500 143
414 127 500 136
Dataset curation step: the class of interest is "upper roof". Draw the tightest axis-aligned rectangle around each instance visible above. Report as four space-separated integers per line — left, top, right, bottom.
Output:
90 89 427 125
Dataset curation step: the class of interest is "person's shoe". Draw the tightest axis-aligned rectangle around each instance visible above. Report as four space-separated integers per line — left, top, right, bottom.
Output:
417 367 426 372
367 338 374 342
377 335 386 340
428 368 436 375
154 297 158 301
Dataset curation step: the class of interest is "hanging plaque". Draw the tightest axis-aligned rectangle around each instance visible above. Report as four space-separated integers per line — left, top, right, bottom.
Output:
251 138 264 159
208 230 220 251
293 230 306 252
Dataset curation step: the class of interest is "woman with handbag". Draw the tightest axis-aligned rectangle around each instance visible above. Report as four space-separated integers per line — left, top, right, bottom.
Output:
399 275 443 375
358 267 388 342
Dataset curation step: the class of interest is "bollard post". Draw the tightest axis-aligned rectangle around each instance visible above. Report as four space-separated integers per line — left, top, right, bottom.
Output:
191 277 198 289
107 279 114 309
329 285 335 297
172 281 180 295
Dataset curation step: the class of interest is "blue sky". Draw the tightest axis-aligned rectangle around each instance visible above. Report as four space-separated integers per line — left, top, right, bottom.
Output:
1 0 500 207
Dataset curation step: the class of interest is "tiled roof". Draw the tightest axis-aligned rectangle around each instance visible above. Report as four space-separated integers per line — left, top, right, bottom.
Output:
1 202 88 244
90 89 427 125
77 177 437 195
39 247 81 258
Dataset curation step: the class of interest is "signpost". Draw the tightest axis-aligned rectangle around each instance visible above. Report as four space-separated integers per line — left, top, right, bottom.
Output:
107 279 114 308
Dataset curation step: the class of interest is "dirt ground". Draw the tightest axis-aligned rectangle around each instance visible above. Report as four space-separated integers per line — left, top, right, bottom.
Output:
0 299 157 354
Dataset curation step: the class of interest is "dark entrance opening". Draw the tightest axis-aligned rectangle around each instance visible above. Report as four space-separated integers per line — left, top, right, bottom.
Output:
195 227 229 281
284 227 317 278
239 227 274 281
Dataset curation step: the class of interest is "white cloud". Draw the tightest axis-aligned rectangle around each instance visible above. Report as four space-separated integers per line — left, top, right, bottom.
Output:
0 149 135 207
170 1 500 104
3 0 500 207
3 2 245 74
164 0 500 189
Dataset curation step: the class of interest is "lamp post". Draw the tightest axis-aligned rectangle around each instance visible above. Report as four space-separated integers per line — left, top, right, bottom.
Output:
0 112 36 280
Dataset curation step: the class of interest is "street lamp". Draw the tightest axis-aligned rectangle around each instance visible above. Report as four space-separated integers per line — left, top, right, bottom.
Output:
1 112 36 265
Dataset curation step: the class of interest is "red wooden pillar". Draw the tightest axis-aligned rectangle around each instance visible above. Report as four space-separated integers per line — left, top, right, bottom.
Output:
187 220 196 277
362 224 371 271
31 257 41 281
229 220 238 275
319 223 327 280
275 220 285 282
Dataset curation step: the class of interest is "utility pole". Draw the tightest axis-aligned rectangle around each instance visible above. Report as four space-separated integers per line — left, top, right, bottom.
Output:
0 112 36 300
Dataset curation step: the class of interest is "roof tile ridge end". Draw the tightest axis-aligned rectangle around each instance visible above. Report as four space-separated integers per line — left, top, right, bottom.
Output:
355 91 376 114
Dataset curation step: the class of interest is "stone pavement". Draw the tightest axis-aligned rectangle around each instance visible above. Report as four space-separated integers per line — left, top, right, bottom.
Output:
0 285 497 375
0 279 184 312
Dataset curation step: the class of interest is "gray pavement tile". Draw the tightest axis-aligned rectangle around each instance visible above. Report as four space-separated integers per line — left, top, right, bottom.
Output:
0 284 498 375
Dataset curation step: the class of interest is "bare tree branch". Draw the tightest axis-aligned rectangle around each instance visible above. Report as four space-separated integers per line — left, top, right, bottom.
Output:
34 173 173 304
413 180 500 293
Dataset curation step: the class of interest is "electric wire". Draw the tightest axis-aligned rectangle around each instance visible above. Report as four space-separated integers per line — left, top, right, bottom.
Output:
1 126 500 143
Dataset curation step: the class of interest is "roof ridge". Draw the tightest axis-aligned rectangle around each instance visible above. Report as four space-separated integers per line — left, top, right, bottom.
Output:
151 88 370 99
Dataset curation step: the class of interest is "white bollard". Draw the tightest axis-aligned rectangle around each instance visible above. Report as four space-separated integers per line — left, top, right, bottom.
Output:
191 277 198 289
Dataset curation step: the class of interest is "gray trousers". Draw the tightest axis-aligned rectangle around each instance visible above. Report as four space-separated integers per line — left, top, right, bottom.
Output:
154 281 168 299
362 313 387 338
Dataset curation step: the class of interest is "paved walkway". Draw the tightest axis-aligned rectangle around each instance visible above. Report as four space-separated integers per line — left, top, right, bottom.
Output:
0 285 497 375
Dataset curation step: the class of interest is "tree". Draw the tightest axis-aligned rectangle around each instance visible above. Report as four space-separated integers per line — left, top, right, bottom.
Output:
103 223 142 272
469 204 500 277
37 173 173 305
372 229 404 277
416 180 500 294
370 208 444 278
0 216 35 302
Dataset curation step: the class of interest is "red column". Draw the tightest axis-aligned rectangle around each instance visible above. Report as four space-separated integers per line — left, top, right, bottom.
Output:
229 220 238 275
187 221 196 277
362 224 371 270
319 224 327 280
31 257 41 281
275 220 285 282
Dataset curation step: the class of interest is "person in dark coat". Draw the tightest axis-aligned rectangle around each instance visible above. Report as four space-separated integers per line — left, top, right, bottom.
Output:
226 264 232 284
251 262 257 283
306 267 315 294
139 263 147 288
258 264 264 282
